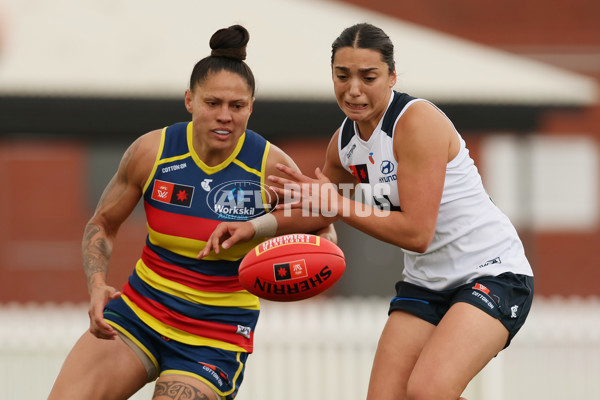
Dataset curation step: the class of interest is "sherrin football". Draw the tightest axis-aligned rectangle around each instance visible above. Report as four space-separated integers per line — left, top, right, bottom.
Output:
239 234 346 301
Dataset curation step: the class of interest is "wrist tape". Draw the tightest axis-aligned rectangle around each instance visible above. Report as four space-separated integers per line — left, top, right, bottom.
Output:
250 213 278 239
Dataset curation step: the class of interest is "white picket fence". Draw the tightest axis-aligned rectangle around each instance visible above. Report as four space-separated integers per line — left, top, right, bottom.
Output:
1 296 599 400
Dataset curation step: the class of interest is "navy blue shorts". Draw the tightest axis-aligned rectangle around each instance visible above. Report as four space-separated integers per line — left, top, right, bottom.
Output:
104 298 248 400
389 272 534 348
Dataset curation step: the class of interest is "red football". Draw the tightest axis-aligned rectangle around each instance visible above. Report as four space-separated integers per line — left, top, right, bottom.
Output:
239 234 346 301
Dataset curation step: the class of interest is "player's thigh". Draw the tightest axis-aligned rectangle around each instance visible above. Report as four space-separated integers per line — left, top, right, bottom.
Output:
367 310 436 400
49 330 148 400
153 374 220 400
408 302 508 399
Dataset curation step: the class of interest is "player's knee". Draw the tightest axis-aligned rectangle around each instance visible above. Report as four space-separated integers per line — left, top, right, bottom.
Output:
406 384 429 400
406 376 463 400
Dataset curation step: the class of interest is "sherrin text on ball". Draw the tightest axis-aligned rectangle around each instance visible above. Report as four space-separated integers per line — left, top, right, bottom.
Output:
238 234 345 301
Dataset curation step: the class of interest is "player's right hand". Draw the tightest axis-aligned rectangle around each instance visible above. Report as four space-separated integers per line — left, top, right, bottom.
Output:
88 284 121 340
198 221 254 259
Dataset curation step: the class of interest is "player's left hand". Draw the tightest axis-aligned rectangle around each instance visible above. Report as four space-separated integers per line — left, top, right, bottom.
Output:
268 164 340 217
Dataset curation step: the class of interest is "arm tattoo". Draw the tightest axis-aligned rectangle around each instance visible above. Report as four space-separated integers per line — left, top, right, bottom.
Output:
153 380 213 400
82 139 142 285
82 223 112 284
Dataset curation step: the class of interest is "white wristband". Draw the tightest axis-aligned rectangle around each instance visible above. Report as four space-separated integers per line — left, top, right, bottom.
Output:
249 213 278 239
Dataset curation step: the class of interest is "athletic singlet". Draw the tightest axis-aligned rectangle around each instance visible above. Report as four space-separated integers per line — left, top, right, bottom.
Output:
338 91 533 290
119 121 271 353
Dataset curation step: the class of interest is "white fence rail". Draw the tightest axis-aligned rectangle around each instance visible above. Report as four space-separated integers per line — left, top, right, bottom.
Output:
1 296 599 400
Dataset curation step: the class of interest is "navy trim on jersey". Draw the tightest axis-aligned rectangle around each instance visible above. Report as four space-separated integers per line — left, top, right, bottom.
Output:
340 118 354 150
161 122 190 159
381 92 416 137
236 129 266 167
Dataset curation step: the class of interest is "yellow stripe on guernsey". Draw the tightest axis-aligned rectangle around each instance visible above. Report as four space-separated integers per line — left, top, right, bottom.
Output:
146 225 264 261
142 127 168 194
232 158 262 177
121 294 248 351
188 123 245 175
134 259 260 310
233 141 272 211
260 141 271 206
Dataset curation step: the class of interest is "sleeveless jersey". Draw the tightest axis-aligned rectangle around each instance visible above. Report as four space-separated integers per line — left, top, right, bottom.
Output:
116 121 271 353
338 91 533 290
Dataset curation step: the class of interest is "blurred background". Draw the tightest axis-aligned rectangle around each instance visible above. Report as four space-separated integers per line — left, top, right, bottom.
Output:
0 0 599 399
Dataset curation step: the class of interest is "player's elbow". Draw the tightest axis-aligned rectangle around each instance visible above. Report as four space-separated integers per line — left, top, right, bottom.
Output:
403 241 429 254
401 229 434 254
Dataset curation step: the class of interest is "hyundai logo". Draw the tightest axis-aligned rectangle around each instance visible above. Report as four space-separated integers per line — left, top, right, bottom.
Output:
380 160 394 175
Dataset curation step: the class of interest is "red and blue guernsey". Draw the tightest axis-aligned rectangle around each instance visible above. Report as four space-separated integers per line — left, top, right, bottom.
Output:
107 121 272 354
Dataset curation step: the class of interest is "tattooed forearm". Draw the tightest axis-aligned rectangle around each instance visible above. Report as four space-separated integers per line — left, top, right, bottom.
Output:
153 380 212 400
82 223 112 285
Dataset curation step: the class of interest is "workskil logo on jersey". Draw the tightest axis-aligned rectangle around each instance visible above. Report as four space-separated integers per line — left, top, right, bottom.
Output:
206 180 278 220
151 180 194 207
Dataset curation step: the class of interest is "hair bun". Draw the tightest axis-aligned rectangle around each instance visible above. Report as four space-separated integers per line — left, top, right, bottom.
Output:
210 25 249 61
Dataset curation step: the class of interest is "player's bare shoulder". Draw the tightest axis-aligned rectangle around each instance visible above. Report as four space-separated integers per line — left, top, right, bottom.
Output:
393 101 456 161
121 129 162 188
265 143 301 177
